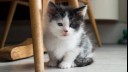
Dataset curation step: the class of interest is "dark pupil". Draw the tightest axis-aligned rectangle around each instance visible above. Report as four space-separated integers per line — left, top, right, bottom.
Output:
70 24 78 28
58 23 63 26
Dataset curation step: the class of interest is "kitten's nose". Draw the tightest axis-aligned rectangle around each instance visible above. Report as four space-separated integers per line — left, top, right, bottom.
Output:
64 30 68 32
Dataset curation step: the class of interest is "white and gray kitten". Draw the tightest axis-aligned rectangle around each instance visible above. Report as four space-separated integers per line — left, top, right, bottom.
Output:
44 2 94 69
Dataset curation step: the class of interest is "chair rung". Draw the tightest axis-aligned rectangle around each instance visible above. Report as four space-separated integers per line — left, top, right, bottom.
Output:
17 1 29 6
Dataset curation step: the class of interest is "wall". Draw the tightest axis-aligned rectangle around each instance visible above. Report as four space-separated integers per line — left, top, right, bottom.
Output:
90 0 119 20
98 23 127 44
119 0 127 23
89 0 127 44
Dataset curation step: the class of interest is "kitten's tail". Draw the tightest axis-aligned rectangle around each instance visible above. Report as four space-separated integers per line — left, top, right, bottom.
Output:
74 57 94 67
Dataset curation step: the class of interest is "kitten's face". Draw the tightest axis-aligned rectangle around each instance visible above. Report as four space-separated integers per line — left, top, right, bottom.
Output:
47 2 87 39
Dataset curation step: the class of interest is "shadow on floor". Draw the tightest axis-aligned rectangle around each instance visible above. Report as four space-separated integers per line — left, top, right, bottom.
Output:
0 63 35 71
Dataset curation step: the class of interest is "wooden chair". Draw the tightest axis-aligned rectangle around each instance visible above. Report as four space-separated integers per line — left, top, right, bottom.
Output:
0 0 102 72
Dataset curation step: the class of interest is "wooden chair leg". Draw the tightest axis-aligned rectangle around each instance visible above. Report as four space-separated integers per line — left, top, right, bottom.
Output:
68 0 79 8
55 0 61 3
29 0 45 72
0 1 17 48
86 0 102 47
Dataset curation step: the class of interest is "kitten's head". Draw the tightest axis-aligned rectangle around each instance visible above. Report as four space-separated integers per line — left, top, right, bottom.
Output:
47 2 87 39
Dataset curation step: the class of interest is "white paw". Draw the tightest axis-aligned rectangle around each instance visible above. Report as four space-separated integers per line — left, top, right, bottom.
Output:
48 61 57 67
59 62 72 69
71 62 76 67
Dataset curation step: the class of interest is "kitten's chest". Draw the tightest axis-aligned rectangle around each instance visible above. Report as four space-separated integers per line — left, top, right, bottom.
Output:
44 37 79 59
45 38 77 51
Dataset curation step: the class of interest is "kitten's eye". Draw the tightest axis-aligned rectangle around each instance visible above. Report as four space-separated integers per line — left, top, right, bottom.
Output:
70 23 80 29
58 23 63 26
70 24 76 28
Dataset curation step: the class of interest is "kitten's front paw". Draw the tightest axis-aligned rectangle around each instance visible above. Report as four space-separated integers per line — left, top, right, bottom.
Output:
48 61 57 67
59 62 72 69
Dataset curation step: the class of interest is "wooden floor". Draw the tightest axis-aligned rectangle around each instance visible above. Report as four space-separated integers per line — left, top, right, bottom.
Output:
0 45 127 72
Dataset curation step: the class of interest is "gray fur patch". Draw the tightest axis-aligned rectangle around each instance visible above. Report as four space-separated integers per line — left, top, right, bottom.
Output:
74 57 94 67
75 29 94 67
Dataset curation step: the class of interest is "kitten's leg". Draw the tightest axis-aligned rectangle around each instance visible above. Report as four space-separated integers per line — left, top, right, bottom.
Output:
48 52 58 67
59 48 80 69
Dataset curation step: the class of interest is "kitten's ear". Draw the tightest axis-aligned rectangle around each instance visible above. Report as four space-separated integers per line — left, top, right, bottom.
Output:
47 2 57 16
74 5 88 16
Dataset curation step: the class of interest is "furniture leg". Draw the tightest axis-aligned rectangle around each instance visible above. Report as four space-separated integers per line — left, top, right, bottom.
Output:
0 1 17 48
68 0 79 8
55 0 61 3
86 0 102 47
29 0 44 72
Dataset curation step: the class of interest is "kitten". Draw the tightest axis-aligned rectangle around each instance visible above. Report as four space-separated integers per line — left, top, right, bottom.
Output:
44 2 94 69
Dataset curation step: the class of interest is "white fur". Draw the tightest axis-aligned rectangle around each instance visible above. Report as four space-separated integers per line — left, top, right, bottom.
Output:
82 5 88 16
59 48 81 68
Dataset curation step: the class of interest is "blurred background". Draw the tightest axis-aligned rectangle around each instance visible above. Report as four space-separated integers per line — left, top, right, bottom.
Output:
0 0 127 45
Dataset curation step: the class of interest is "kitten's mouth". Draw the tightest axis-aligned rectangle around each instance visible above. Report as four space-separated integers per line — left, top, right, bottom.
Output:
63 33 68 36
